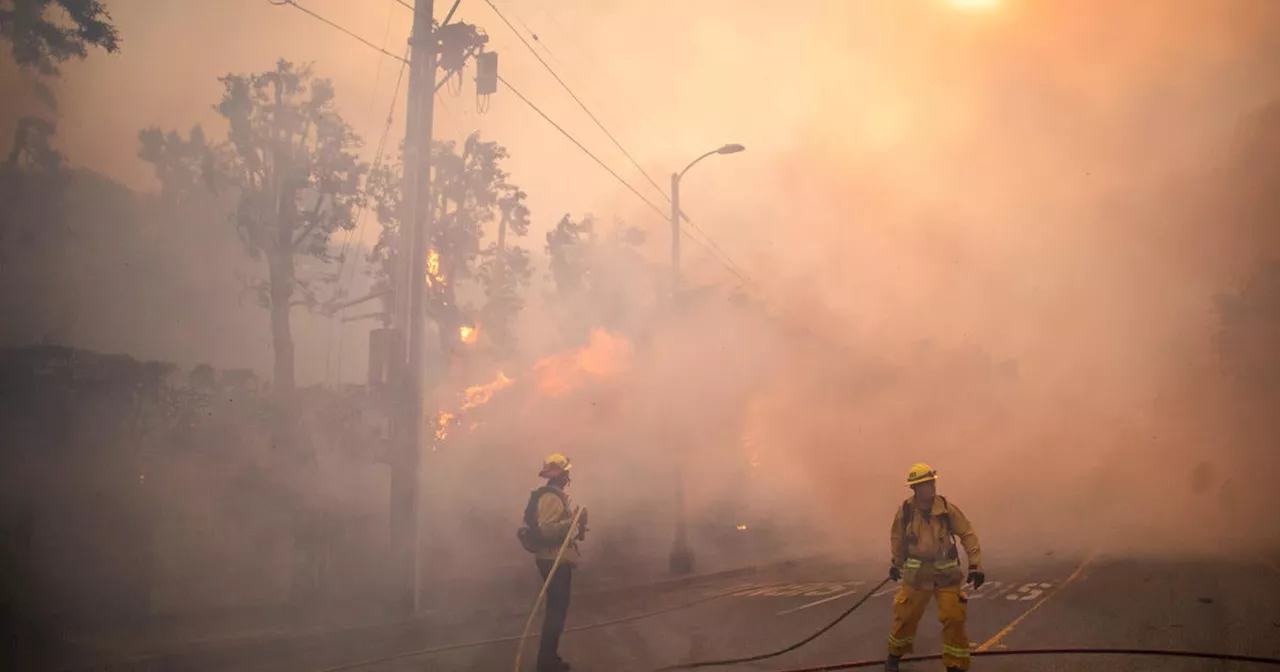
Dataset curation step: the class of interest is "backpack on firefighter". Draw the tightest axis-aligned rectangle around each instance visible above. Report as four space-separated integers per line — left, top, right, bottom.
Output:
516 486 569 554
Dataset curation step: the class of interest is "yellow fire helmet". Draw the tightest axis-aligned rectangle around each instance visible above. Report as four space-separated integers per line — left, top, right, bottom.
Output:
539 453 573 478
905 462 938 487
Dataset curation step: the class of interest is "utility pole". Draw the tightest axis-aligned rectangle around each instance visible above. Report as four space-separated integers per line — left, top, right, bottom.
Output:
385 0 495 616
670 173 681 297
668 174 693 575
389 0 437 617
666 144 745 576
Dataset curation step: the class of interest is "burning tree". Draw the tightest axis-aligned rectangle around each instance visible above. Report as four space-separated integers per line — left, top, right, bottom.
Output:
367 132 531 355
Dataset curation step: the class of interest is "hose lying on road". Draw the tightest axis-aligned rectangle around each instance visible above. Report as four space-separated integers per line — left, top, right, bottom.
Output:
317 551 742 672
768 647 1280 670
653 577 893 671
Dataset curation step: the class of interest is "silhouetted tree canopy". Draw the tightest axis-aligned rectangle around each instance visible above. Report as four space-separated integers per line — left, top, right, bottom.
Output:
545 213 594 296
368 132 531 354
0 0 119 77
139 59 366 396
545 214 649 338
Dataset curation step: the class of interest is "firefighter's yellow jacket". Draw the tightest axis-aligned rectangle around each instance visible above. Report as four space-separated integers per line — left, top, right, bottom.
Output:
890 496 981 587
535 487 580 564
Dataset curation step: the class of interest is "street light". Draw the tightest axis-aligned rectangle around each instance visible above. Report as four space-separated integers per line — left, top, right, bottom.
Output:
670 143 746 297
668 143 744 576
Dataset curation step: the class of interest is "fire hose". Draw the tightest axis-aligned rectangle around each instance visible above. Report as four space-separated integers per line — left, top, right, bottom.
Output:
512 505 586 672
651 570 1280 671
769 648 1280 670
653 576 894 671
318 529 739 672
653 578 1280 671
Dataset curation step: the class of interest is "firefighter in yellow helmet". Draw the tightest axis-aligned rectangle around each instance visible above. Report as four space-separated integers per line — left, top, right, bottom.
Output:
885 463 984 672
519 453 587 672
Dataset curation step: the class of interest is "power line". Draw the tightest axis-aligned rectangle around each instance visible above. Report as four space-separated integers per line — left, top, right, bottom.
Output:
328 44 409 385
481 0 668 203
506 6 564 69
337 47 409 297
273 0 835 366
479 0 766 294
270 0 408 63
329 1 403 386
495 74 668 222
336 2 399 285
270 0 767 301
496 72 759 294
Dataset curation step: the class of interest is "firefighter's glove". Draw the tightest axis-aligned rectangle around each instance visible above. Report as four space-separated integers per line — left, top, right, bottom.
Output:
889 566 902 582
966 569 985 590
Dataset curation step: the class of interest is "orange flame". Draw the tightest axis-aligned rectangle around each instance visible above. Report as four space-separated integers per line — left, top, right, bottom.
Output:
461 371 514 410
435 410 454 442
432 371 514 445
532 329 632 397
425 249 443 288
459 324 477 344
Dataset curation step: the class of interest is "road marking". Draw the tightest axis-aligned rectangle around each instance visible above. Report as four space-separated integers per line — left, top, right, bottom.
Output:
707 581 778 597
723 581 863 598
774 582 867 616
975 553 1096 653
1004 582 1054 601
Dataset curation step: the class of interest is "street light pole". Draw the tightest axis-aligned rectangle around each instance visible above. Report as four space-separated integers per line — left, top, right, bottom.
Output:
667 143 744 575
670 173 681 293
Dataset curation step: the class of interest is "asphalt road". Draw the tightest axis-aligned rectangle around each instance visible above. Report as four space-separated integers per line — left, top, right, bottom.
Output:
294 553 1280 672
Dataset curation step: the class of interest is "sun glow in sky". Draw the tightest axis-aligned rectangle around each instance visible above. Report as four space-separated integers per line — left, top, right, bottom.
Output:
948 0 1000 10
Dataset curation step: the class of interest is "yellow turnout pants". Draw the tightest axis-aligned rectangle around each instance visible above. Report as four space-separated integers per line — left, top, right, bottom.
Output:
887 583 971 669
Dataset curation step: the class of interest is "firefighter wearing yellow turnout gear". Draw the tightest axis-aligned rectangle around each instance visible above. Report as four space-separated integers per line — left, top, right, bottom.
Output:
885 463 984 672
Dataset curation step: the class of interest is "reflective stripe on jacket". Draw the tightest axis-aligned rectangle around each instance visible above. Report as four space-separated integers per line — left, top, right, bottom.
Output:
890 496 981 584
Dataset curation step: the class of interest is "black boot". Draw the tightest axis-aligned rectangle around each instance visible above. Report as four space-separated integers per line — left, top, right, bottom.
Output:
885 654 901 672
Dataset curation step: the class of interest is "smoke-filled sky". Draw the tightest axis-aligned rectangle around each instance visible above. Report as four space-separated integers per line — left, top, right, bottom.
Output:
4 0 1280 566
14 0 1278 373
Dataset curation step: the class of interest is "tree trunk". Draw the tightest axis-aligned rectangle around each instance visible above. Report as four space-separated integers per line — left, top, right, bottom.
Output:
269 171 297 399
268 253 296 397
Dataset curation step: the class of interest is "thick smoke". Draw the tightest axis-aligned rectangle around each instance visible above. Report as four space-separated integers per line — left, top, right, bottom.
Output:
5 0 1280 626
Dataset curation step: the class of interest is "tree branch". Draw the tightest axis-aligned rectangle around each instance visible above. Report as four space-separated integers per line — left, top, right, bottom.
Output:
291 189 329 250
291 215 325 251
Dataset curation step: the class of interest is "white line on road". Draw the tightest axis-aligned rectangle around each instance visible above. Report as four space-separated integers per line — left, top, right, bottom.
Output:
775 583 867 616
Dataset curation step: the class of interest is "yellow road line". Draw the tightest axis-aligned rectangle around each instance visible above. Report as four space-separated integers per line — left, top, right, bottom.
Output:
975 552 1096 653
